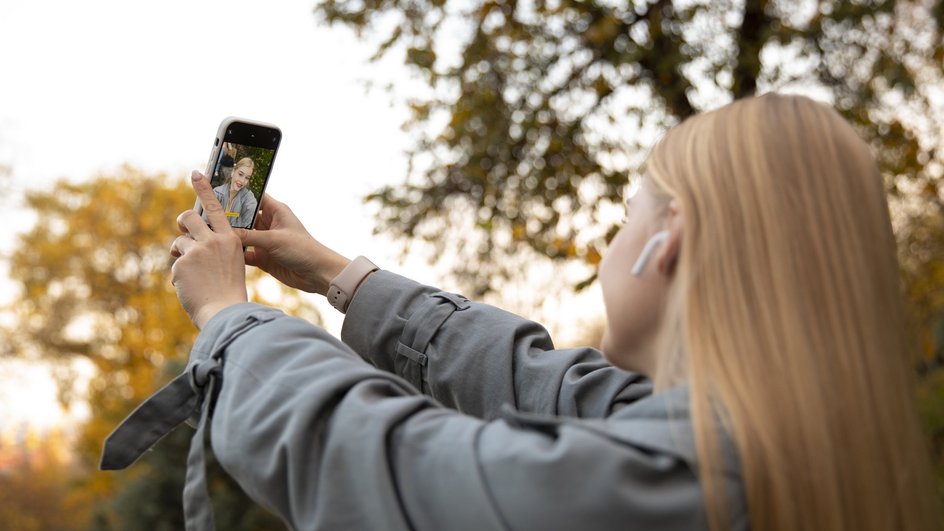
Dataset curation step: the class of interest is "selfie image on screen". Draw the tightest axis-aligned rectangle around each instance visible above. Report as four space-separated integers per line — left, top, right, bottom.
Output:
207 141 275 228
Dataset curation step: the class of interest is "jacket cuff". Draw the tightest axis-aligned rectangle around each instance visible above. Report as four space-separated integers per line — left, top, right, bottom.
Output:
340 270 438 365
190 302 284 365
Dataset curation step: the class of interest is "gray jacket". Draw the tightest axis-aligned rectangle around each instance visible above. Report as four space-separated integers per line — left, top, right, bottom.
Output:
101 271 747 530
213 184 257 228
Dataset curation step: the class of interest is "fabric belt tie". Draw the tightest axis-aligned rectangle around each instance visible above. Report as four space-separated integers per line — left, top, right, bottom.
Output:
99 312 269 530
99 357 221 530
182 365 219 530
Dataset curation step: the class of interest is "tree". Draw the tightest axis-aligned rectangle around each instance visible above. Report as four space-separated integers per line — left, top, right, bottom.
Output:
8 167 312 529
0 427 82 531
313 0 943 294
312 0 944 509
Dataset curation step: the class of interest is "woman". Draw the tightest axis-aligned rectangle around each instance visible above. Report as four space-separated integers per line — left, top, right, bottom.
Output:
107 94 935 530
212 156 257 228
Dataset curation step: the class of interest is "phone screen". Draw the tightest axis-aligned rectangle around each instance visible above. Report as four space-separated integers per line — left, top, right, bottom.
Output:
205 121 280 229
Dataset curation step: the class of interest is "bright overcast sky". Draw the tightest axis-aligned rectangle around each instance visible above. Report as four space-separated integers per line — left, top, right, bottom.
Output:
0 0 417 432
0 0 417 326
0 0 606 432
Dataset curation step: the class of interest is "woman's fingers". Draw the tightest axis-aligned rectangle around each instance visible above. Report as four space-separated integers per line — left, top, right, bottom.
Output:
177 209 213 241
235 225 275 248
258 193 284 211
252 193 280 230
170 234 195 258
190 170 231 233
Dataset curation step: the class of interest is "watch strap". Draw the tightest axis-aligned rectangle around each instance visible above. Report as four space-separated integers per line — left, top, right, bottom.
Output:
327 256 379 313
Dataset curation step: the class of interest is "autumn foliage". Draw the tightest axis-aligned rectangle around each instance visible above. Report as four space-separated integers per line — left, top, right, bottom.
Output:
3 167 307 529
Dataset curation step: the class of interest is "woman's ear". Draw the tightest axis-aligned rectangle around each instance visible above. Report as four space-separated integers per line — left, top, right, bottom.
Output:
657 200 683 276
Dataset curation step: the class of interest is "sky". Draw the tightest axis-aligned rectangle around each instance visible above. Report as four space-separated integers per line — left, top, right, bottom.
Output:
0 0 411 255
0 0 607 434
0 0 413 434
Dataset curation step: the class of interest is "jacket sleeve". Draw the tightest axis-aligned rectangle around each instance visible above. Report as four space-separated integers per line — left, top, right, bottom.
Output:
240 191 257 222
340 271 651 420
199 304 706 531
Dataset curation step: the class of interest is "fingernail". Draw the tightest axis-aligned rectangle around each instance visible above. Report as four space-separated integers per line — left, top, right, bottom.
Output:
191 170 203 181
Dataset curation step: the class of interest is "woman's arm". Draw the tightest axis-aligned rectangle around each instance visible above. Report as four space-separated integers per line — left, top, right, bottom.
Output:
202 304 704 531
341 271 651 420
225 188 649 419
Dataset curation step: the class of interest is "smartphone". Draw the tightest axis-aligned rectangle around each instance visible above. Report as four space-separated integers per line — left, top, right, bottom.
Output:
196 117 281 230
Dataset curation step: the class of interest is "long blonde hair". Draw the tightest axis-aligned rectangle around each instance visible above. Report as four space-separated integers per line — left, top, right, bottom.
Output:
646 94 937 530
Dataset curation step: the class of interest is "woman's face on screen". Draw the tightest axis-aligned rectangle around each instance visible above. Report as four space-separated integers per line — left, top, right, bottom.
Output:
230 166 252 193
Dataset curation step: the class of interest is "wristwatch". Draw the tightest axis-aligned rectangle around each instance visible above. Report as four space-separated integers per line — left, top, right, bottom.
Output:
327 256 379 313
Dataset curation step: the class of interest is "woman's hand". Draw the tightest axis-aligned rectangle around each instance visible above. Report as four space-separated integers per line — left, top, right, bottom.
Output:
170 171 249 329
234 194 350 296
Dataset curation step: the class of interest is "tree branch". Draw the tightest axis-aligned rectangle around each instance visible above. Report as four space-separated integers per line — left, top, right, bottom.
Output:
731 0 771 99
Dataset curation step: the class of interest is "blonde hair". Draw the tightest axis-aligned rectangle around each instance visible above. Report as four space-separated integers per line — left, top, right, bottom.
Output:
645 94 937 530
232 157 254 177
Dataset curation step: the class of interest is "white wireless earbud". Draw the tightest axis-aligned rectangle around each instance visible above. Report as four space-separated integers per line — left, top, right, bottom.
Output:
631 230 670 277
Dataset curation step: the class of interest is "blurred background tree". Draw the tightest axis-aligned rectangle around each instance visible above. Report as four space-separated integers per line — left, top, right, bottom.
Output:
0 427 82 531
314 0 944 507
315 0 942 293
5 167 313 529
